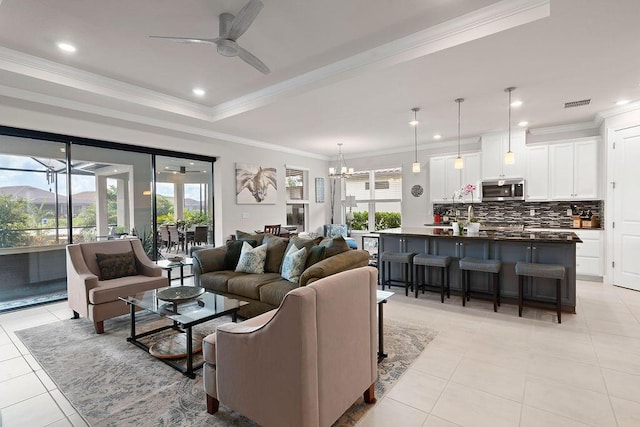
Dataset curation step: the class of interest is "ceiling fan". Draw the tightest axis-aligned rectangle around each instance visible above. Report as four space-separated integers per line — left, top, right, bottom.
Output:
150 0 270 74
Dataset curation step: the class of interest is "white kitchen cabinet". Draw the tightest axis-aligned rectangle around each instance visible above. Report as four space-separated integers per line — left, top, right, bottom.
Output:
549 139 599 200
461 152 481 203
574 229 603 277
429 156 446 202
525 144 549 201
481 129 526 180
429 152 481 203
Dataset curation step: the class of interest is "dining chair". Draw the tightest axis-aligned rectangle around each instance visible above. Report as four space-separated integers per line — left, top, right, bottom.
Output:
264 224 281 236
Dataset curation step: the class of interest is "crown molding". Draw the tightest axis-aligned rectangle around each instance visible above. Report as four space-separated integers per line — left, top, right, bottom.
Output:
344 137 481 160
0 84 329 160
597 100 640 119
210 0 550 121
0 46 212 121
528 120 601 135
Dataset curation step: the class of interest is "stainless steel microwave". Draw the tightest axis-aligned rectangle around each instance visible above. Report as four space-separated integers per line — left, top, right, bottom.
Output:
481 179 525 201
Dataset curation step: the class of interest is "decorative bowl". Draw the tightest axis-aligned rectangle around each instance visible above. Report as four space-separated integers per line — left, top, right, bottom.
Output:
156 286 205 304
167 256 184 263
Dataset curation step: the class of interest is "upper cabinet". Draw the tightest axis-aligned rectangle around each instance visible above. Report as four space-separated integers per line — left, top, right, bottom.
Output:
429 152 481 203
549 139 600 200
481 130 526 180
525 144 549 201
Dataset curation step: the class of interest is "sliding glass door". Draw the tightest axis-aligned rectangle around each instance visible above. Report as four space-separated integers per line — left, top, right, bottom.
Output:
0 127 215 312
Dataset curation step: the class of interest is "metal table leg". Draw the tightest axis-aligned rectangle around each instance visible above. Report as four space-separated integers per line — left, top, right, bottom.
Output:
378 300 387 362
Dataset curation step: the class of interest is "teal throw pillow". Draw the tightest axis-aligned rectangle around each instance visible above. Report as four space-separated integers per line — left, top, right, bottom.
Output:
235 242 268 274
281 244 308 283
96 251 138 281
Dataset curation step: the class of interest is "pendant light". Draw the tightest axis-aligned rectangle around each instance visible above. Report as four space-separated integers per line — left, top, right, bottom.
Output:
410 107 421 173
504 87 516 165
454 98 464 169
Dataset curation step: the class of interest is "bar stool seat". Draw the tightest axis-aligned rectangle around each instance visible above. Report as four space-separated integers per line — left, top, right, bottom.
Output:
379 251 416 296
516 262 565 323
413 254 452 303
459 257 502 312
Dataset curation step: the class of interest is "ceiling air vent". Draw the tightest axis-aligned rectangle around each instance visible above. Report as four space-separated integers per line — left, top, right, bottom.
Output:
564 99 591 108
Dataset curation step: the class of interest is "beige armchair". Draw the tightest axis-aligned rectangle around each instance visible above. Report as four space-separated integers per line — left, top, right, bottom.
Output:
66 238 168 333
203 266 378 427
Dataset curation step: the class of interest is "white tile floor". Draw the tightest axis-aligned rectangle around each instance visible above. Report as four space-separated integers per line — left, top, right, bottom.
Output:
3 279 640 426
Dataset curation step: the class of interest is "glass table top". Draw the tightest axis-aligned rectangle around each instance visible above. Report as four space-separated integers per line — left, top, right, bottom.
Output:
121 287 248 326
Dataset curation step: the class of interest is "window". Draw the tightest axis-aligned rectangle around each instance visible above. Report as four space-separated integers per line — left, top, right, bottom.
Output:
344 168 402 231
285 167 308 232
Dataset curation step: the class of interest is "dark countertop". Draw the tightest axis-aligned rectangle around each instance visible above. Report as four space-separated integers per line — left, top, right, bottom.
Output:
377 227 581 243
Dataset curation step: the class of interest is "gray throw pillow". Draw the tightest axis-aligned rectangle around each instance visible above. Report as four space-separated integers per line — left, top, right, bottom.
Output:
235 230 265 245
319 235 350 258
262 234 289 273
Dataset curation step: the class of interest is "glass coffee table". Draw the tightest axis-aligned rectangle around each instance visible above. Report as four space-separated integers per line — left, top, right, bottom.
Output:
120 287 248 378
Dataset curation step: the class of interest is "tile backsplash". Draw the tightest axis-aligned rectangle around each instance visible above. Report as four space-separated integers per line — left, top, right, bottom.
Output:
433 200 604 228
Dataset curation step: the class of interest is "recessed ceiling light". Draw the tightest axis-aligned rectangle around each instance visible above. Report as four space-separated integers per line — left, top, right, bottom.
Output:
511 100 523 107
189 162 195 165
616 99 630 106
192 88 206 97
433 134 442 140
57 42 76 53
409 119 419 126
518 121 529 127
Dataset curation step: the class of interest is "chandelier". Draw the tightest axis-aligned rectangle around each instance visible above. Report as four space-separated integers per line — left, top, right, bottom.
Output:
329 143 354 178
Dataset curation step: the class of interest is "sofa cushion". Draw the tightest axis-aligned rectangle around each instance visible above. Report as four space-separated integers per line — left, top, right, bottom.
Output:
199 270 246 293
305 245 326 269
223 239 257 270
95 251 138 281
88 275 167 305
262 234 289 273
259 280 298 307
235 230 265 245
235 242 268 274
227 273 282 300
319 235 351 258
281 245 308 283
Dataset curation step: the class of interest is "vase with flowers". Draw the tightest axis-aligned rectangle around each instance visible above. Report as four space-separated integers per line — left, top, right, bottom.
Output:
456 184 479 234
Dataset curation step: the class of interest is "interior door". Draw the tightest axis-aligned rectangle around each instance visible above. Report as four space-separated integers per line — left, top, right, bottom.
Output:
613 126 640 290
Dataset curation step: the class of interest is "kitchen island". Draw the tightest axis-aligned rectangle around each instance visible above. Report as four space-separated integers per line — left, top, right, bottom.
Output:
377 227 581 313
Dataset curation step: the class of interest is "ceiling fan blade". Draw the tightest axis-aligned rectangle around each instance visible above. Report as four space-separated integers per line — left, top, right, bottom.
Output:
238 46 270 74
149 36 220 45
227 0 263 41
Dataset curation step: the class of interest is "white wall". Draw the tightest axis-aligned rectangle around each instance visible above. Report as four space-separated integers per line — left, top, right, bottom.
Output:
0 104 330 246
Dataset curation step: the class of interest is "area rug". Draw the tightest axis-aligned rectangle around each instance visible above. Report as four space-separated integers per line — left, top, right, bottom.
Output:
16 313 436 427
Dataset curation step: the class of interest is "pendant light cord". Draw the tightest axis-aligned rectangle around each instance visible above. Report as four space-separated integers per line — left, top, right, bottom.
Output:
508 88 512 152
414 110 418 161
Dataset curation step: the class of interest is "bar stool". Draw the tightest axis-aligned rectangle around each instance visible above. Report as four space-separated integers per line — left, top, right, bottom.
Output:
379 251 416 296
515 262 565 323
413 254 451 303
459 257 502 312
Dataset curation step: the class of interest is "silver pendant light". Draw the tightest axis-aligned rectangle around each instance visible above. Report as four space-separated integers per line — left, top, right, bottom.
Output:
454 98 464 169
410 107 420 173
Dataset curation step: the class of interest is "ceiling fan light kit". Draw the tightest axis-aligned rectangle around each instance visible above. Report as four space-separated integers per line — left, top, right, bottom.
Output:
149 0 270 74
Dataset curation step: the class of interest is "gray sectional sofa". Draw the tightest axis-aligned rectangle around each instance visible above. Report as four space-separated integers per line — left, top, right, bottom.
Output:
192 233 371 318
